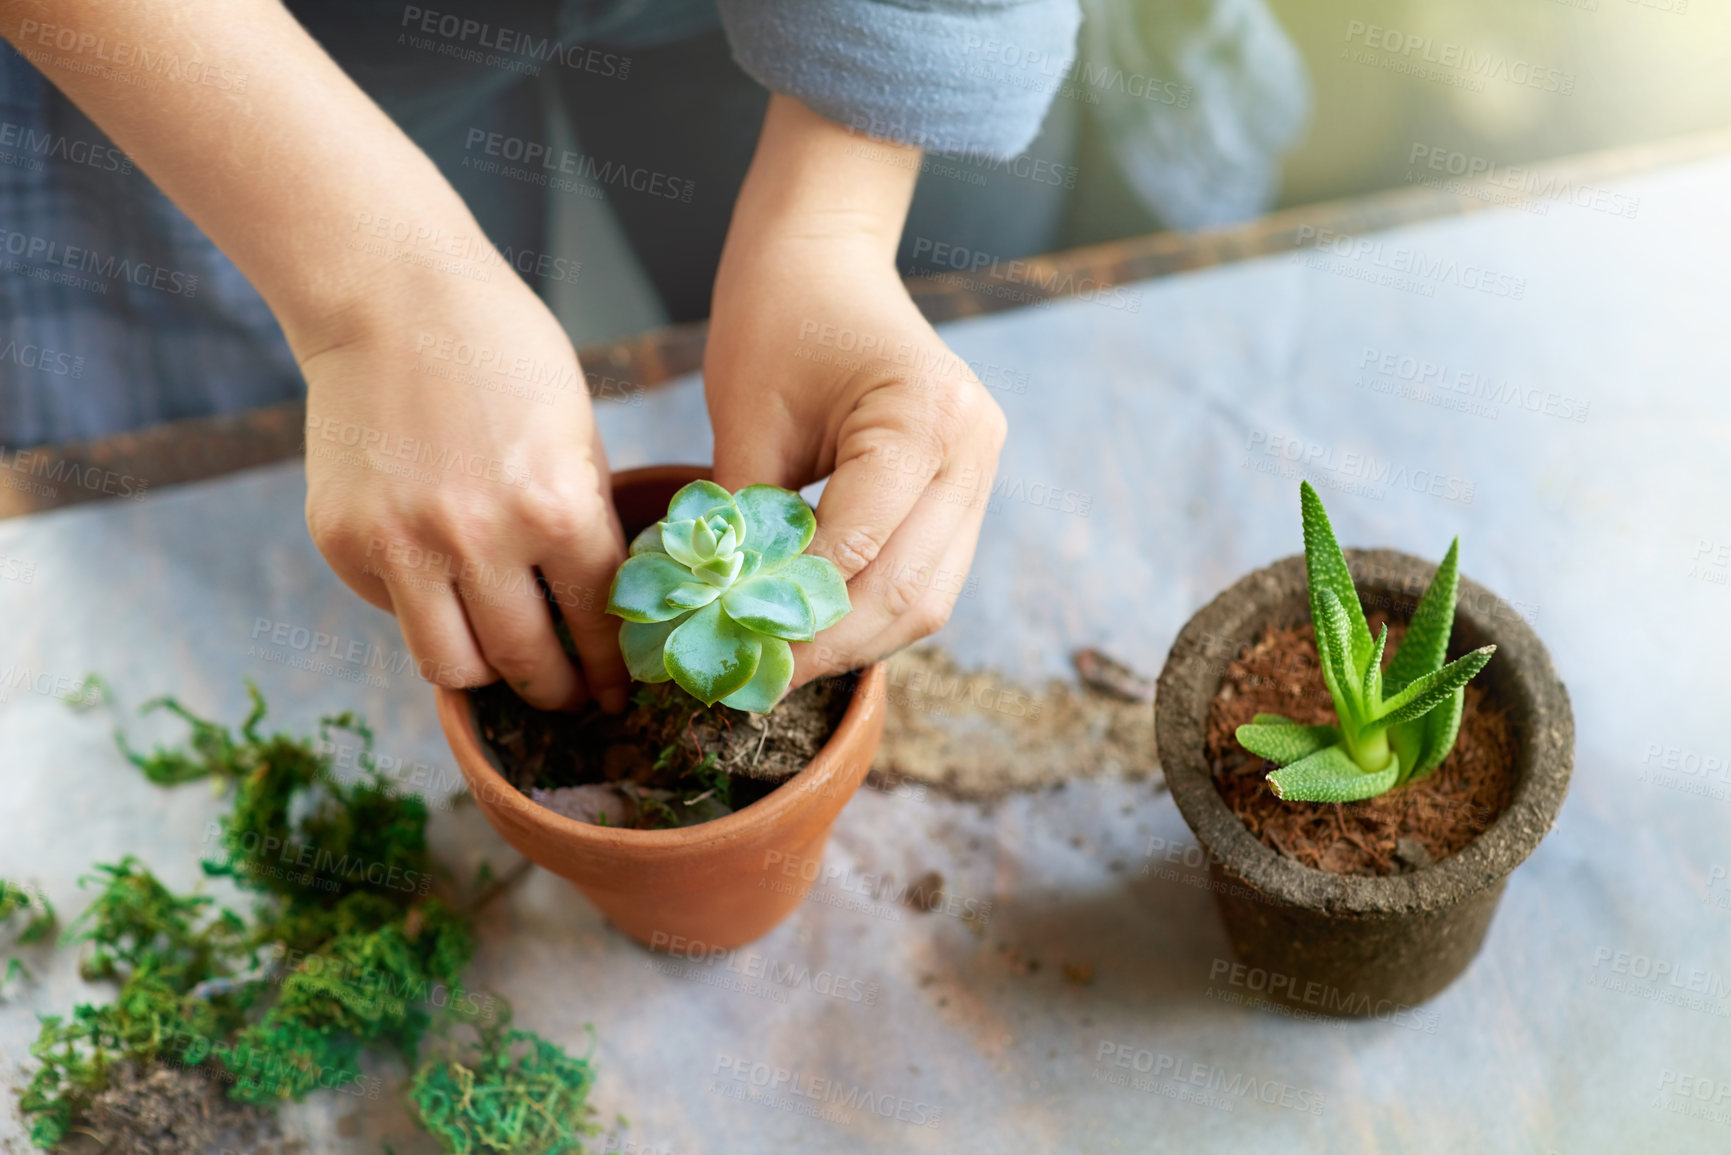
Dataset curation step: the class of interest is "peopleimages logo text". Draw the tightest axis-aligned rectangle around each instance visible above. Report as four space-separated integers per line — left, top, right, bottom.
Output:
1343 21 1575 94
1294 226 1525 300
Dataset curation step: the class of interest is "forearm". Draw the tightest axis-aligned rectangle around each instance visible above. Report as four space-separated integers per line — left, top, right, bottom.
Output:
726 94 920 264
0 0 486 356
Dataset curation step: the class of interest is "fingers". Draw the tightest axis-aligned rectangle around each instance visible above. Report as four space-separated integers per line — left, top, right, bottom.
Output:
861 497 987 658
792 469 985 685
307 453 630 711
384 578 493 690
305 491 398 615
460 570 586 710
532 432 632 713
809 392 944 581
796 383 1005 681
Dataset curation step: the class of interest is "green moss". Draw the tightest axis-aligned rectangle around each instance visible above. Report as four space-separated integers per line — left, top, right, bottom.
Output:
1 878 57 945
18 683 596 1152
19 858 252 1149
410 1007 597 1155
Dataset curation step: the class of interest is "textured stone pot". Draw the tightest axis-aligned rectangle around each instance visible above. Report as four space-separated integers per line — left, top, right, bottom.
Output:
1156 549 1573 1013
436 465 887 952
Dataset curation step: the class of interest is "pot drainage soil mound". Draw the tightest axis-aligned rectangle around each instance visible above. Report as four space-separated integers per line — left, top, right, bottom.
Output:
473 677 849 829
873 646 1160 800
1205 615 1516 876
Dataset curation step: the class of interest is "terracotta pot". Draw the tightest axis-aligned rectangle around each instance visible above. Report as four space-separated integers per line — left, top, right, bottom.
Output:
436 465 887 951
1156 549 1573 1012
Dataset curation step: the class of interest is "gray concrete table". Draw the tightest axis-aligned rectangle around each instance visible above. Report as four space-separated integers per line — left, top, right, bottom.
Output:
5 150 1731 1154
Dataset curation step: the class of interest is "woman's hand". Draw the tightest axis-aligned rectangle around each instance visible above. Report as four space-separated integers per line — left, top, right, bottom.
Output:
1 0 632 710
705 96 1007 686
301 269 630 712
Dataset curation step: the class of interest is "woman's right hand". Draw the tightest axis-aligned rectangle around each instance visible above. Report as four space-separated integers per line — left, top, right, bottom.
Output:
299 268 631 712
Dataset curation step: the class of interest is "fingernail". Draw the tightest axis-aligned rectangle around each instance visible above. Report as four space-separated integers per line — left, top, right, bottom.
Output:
600 688 628 714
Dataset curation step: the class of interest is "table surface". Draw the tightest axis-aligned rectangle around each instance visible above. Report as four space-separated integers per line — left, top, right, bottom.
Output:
4 148 1731 1155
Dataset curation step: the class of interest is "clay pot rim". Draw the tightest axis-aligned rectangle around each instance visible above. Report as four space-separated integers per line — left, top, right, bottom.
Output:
1156 548 1574 917
436 463 887 855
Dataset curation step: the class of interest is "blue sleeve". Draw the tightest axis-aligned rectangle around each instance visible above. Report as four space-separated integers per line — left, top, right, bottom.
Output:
716 0 1082 161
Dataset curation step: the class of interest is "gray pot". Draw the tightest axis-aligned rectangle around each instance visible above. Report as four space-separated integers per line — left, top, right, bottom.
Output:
1155 549 1573 1013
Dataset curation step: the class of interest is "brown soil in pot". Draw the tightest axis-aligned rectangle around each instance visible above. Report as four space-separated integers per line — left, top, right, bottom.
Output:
473 676 850 830
1206 613 1516 876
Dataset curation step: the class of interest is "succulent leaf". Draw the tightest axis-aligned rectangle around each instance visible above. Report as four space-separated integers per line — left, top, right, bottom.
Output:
721 577 817 641
777 555 852 631
1251 712 1297 725
660 520 705 569
1363 622 1389 707
1269 744 1401 802
1236 722 1341 765
1315 588 1362 727
734 485 817 566
663 602 762 706
619 618 684 682
607 554 698 623
692 552 745 588
708 503 747 543
1363 646 1496 735
1300 481 1374 673
1384 537 1459 695
1388 718 1425 786
629 523 666 556
721 637 795 713
693 517 719 558
666 582 721 611
1408 686 1465 783
665 480 735 523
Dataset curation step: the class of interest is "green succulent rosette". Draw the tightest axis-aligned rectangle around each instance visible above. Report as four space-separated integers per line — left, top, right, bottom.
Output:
605 481 851 711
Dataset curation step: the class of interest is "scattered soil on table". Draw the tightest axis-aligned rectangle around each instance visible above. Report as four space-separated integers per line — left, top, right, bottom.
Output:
473 676 850 830
59 1061 284 1155
901 870 948 914
873 646 1160 800
1206 614 1516 876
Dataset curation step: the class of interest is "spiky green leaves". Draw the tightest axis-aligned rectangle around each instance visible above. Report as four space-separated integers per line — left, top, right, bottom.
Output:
606 481 851 709
1236 717 1340 764
1383 536 1458 695
1234 483 1496 803
1361 645 1495 735
1301 481 1374 673
1269 745 1401 803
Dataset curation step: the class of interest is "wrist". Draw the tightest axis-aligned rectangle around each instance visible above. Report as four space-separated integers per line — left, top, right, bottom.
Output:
282 208 532 366
725 94 918 265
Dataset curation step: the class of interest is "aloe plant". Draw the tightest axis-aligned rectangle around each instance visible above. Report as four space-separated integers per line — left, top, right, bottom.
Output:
605 481 851 711
1235 482 1495 803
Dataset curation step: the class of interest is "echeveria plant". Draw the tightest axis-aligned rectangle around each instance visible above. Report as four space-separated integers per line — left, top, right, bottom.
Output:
1235 482 1495 803
605 481 850 711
